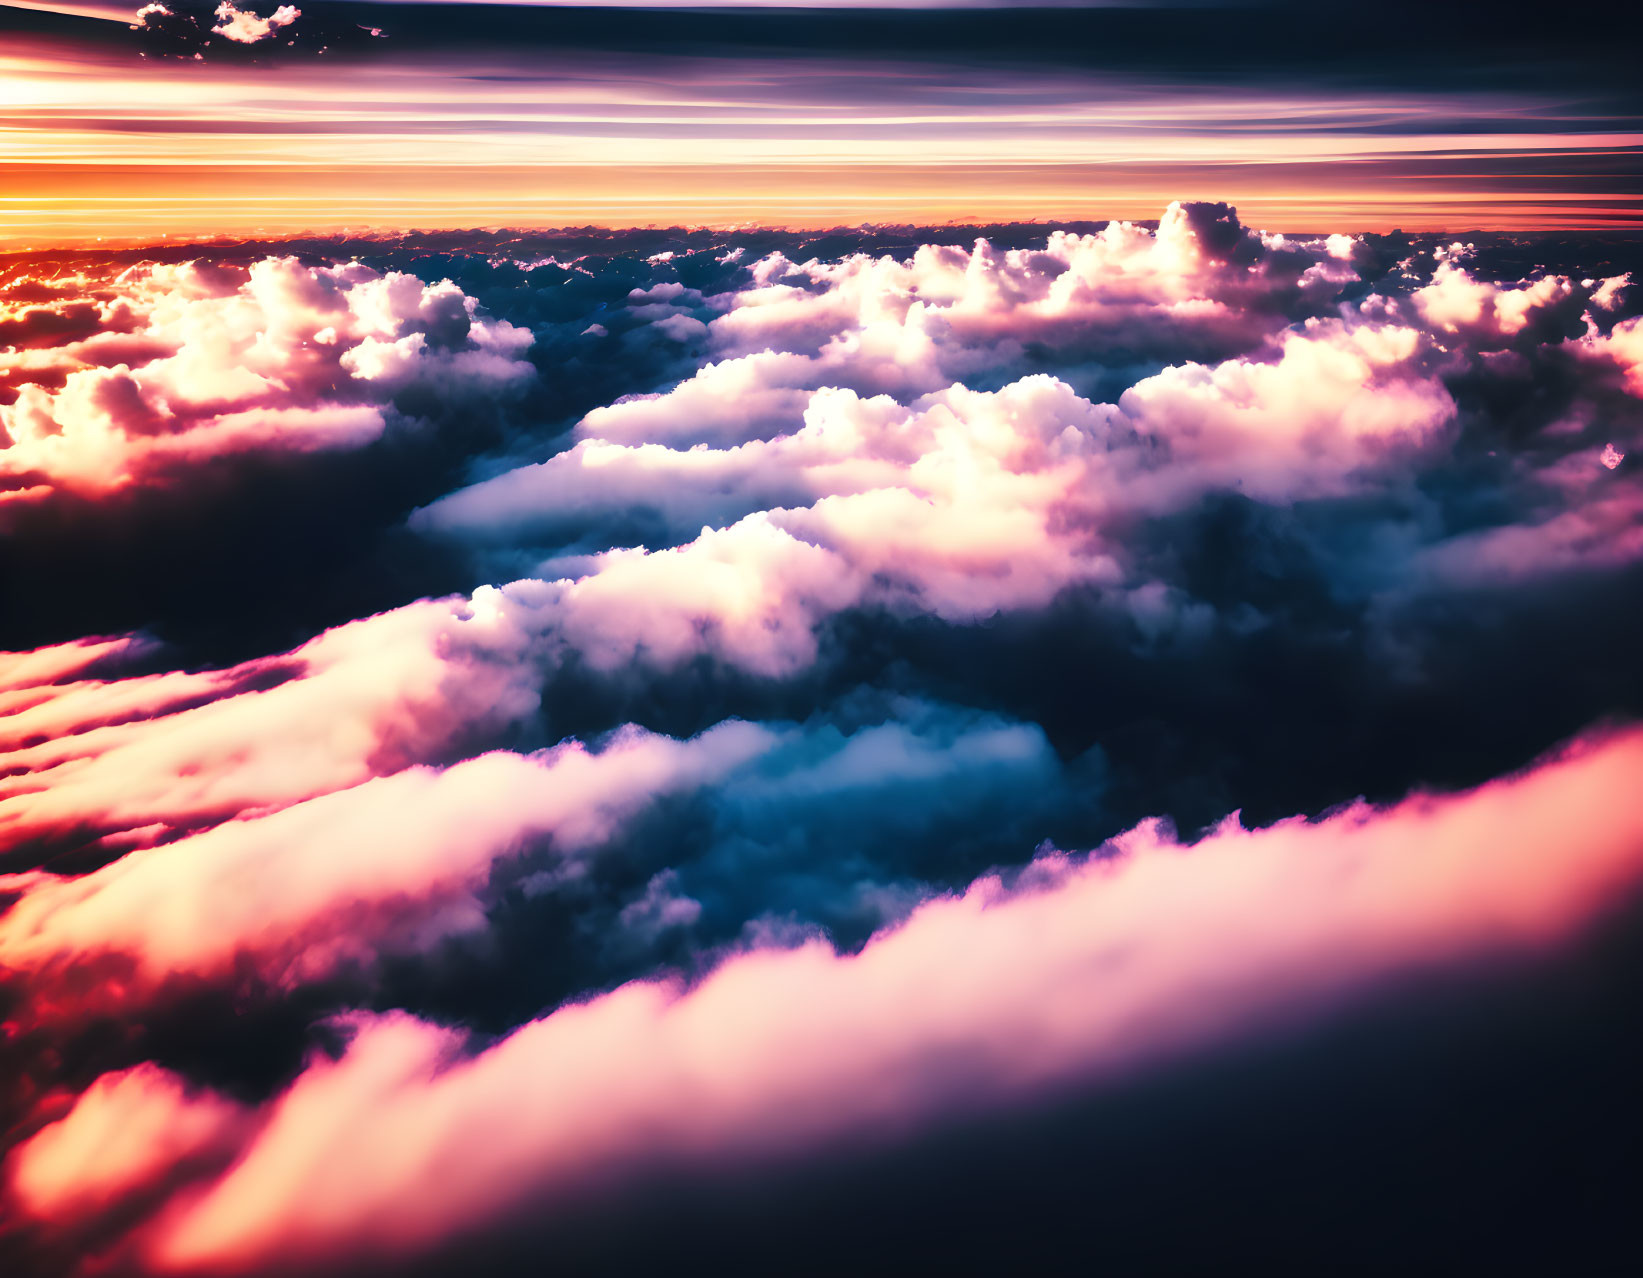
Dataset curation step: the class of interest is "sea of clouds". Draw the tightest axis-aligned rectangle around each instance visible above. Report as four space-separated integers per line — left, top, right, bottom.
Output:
2 203 1642 1275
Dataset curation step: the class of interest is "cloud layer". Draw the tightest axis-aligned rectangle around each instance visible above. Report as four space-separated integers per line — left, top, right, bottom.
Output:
2 203 1641 1275
12 724 1643 1273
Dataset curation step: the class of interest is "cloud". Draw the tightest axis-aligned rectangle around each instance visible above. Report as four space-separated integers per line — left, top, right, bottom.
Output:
0 633 158 695
10 724 1641 1271
0 701 1071 1030
6 206 1631 872
706 202 1354 378
0 721 774 1012
1114 318 1455 504
1412 259 1592 348
512 202 1361 468
130 0 375 60
0 594 545 861
1 258 532 502
1591 314 1643 397
3 205 1642 1274
211 4 299 46
419 320 1455 677
7 1064 248 1225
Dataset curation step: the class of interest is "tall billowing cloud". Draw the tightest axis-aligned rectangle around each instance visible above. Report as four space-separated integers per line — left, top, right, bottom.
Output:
1 204 1641 1276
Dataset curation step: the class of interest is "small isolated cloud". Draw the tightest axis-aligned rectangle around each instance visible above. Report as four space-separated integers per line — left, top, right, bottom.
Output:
212 3 300 45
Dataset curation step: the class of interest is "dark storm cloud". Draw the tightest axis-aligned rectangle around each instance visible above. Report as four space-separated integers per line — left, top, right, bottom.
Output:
7 2 1640 113
175 2 1640 92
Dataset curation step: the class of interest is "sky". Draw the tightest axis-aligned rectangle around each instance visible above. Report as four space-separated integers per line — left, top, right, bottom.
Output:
2 1 1641 243
2 8 1643 1278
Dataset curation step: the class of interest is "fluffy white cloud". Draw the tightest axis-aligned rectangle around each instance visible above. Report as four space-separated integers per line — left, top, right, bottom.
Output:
0 258 531 501
421 316 1454 666
3 205 1642 1277
212 3 299 45
1412 260 1591 345
1590 314 1643 397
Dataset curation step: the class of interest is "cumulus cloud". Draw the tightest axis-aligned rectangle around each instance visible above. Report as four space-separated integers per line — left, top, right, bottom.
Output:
1412 259 1592 347
0 258 531 503
131 0 375 61
0 702 1068 1027
1592 314 1643 396
418 322 1455 676
705 202 1352 381
212 3 300 46
418 206 1638 634
1114 318 1454 503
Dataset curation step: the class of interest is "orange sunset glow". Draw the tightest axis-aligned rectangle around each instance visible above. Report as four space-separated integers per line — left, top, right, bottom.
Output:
3 5 1641 243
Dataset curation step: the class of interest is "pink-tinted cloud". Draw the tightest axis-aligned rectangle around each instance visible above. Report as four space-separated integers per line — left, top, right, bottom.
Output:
0 722 774 1012
563 204 1356 455
1592 314 1643 396
1411 253 1591 346
0 634 157 696
1412 484 1643 585
211 3 299 46
7 1064 248 1225
9 724 1642 1271
418 205 1643 642
1114 318 1455 504
0 595 544 858
2 206 1642 1275
425 209 1453 568
8 210 1634 890
0 258 531 501
0 708 1058 1021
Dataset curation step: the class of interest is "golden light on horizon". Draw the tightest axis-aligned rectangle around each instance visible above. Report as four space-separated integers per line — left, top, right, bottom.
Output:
2 21 1639 247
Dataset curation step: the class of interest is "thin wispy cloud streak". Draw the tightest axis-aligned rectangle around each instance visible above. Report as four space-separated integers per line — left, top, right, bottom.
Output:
1 2 1639 237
